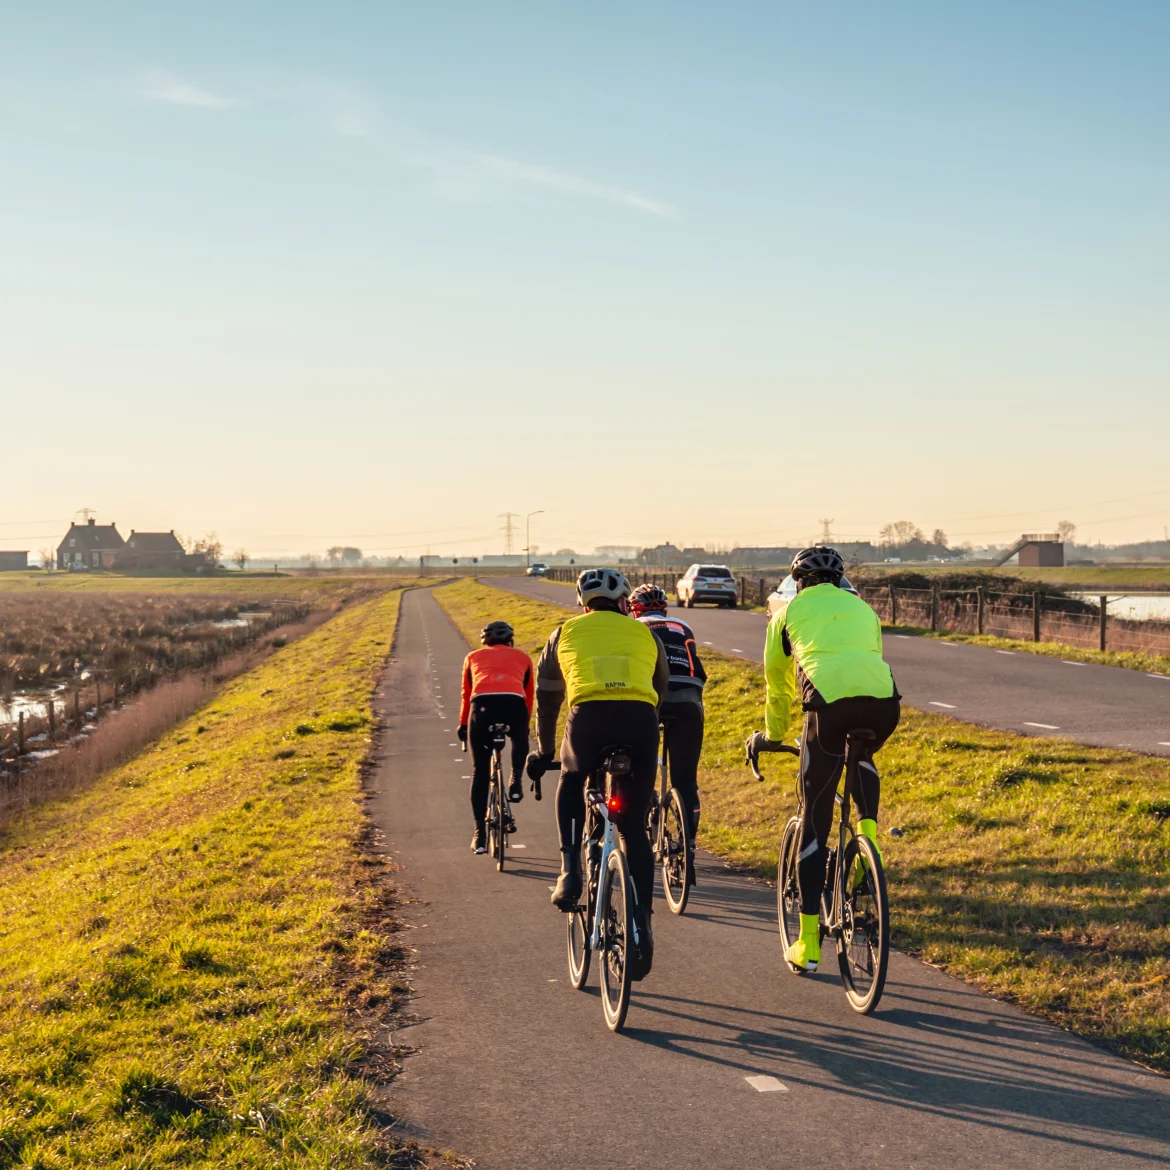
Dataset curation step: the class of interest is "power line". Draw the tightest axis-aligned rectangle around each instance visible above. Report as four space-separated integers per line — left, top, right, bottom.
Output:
498 512 519 555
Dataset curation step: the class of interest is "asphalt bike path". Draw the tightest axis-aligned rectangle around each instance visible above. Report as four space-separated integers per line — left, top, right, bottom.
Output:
368 588 1170 1169
496 577 1170 758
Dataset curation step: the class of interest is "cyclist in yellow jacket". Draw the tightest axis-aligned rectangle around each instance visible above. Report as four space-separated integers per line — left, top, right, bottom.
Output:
747 546 900 974
529 568 669 978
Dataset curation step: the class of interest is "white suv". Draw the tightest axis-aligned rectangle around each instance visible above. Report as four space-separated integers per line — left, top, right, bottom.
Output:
676 564 738 608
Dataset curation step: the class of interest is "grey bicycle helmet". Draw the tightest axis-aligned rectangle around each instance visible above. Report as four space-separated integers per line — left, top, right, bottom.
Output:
480 620 514 646
791 545 845 583
576 567 631 607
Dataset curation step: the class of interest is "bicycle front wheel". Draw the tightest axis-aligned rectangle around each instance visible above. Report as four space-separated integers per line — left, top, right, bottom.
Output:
837 834 889 1014
599 848 634 1032
776 816 802 959
660 788 690 914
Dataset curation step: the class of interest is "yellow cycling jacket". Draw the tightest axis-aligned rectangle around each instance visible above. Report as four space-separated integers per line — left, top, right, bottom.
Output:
764 583 896 741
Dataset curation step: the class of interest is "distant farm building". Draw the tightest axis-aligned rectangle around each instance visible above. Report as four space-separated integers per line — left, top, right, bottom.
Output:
116 530 186 572
0 551 28 571
993 533 1065 568
57 519 125 570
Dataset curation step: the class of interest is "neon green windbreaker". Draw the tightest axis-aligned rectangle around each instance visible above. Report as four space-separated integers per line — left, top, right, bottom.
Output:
764 583 895 741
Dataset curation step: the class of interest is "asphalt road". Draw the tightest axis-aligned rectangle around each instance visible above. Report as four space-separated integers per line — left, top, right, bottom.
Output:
495 577 1170 757
368 588 1170 1169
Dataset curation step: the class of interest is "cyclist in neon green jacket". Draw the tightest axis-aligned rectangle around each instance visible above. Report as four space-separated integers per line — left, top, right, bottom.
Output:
747 546 900 974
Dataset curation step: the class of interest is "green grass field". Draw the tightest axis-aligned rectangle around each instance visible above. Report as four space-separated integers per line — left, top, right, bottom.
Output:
0 588 442 1167
0 571 392 603
434 578 1170 1072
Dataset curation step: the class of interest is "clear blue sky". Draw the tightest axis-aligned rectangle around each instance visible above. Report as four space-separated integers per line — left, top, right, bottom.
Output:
3 2 1167 558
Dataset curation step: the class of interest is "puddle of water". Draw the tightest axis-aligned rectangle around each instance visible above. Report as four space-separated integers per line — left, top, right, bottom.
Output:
1069 594 1170 622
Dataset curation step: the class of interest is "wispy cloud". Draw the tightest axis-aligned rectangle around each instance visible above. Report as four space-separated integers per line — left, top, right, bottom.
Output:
462 152 679 218
139 69 235 109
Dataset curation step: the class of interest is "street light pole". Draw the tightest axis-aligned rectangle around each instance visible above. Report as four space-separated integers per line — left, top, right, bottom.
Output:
525 510 544 568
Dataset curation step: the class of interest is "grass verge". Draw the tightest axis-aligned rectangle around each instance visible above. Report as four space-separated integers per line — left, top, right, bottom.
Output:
0 588 443 1166
435 578 1170 1073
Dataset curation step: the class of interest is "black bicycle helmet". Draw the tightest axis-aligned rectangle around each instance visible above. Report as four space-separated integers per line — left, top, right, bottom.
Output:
790 545 845 585
480 620 515 646
576 567 631 607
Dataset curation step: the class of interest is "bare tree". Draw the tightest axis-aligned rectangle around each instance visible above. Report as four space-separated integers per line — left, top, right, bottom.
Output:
930 529 948 548
1056 520 1077 545
879 521 924 548
233 548 248 572
38 548 54 571
191 535 223 569
325 546 343 567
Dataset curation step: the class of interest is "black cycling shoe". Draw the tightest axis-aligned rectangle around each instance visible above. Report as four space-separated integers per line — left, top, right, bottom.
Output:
471 827 486 855
687 843 697 887
504 813 517 835
631 904 654 981
508 777 524 803
551 850 582 911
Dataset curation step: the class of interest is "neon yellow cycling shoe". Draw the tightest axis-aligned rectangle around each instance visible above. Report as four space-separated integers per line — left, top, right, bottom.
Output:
784 913 821 973
851 819 884 889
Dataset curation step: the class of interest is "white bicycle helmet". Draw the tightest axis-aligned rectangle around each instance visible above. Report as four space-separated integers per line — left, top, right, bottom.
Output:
576 567 631 606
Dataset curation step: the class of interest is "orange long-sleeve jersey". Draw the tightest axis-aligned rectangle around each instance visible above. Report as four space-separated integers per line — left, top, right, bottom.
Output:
459 644 535 726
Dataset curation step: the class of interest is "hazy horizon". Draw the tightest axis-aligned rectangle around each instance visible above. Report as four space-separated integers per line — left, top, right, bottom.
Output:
3 2 1167 559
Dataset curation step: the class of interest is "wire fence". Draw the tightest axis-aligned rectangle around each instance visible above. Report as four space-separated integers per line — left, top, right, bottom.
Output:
544 568 1170 658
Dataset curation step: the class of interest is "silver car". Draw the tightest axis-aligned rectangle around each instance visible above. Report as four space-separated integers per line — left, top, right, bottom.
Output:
765 573 860 619
676 564 738 608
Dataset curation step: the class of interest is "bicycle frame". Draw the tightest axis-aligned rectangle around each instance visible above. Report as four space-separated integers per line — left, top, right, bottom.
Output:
585 789 621 950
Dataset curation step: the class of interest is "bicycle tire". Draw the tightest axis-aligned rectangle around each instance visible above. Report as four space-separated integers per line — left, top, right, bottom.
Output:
776 816 802 961
567 839 591 989
599 848 634 1032
661 788 690 914
493 757 506 872
837 834 889 1014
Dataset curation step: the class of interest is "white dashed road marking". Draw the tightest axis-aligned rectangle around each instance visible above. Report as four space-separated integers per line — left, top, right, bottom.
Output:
730 648 744 653
1024 722 1060 730
702 641 714 646
941 641 957 646
892 635 911 639
1160 742 1170 747
745 1075 788 1093
1148 674 1170 680
512 843 526 849
929 701 957 709
1061 661 1084 666
996 650 1015 656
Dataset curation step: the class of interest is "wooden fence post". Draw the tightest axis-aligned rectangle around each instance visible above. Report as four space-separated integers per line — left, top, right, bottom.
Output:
931 585 939 631
759 577 766 607
113 676 120 710
17 711 24 756
95 678 102 719
976 587 985 635
1099 595 1107 652
48 700 56 743
74 688 81 728
1032 592 1041 642
739 576 747 608
889 584 898 627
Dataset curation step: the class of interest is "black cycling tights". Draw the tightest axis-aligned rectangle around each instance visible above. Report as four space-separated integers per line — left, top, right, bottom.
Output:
468 693 529 826
555 700 659 910
796 696 901 916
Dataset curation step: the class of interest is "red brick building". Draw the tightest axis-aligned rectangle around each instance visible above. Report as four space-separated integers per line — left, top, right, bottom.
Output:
56 520 125 570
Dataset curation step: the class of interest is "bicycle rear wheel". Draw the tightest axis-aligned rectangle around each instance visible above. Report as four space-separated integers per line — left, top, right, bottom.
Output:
776 816 802 960
567 840 592 989
660 788 690 914
491 757 506 871
599 848 634 1032
837 834 889 1014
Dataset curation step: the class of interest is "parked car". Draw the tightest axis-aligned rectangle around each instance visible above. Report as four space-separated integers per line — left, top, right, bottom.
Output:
675 564 738 608
526 562 549 577
765 573 860 620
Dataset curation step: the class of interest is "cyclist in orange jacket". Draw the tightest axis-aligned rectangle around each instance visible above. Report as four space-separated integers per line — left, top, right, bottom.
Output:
459 620 534 854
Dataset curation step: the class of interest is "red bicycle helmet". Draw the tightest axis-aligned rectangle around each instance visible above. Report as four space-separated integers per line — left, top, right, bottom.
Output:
629 583 669 618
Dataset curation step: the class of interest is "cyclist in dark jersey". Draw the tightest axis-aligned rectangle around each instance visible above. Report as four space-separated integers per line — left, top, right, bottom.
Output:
629 584 706 884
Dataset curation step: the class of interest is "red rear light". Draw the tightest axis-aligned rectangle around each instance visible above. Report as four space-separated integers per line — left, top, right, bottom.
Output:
607 795 622 814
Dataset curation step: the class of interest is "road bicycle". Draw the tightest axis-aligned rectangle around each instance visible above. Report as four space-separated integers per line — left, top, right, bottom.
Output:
747 730 890 1014
646 717 692 914
465 722 516 872
566 746 646 1032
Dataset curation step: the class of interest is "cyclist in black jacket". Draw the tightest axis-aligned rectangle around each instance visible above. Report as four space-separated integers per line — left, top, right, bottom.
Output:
630 584 706 883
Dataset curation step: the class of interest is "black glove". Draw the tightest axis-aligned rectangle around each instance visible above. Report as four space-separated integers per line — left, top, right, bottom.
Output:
457 724 467 745
745 730 783 769
526 751 553 782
